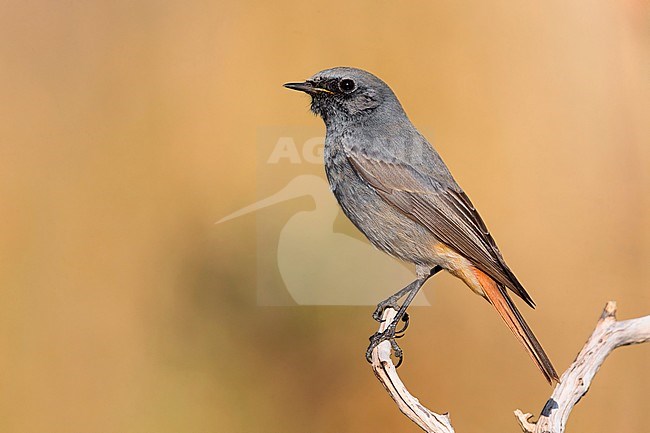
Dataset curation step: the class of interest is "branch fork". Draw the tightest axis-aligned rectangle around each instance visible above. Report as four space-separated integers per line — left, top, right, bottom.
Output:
370 301 650 433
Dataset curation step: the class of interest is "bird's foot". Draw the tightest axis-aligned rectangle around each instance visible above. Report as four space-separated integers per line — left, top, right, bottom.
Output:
373 299 398 321
366 322 405 367
395 312 409 336
373 290 411 322
373 297 410 335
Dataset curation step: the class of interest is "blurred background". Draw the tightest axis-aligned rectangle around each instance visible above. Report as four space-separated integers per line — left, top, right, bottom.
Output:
1 1 649 432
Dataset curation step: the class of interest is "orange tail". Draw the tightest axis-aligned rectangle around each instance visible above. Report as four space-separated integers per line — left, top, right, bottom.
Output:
474 268 559 384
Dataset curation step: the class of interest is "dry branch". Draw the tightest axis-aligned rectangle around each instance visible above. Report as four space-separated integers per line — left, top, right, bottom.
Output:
369 301 650 433
370 308 454 433
516 301 650 433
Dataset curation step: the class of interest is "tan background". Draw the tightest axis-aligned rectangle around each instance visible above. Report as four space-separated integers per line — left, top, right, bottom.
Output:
1 1 649 432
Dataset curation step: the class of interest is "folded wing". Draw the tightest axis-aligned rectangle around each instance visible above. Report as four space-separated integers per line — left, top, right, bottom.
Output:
345 145 535 308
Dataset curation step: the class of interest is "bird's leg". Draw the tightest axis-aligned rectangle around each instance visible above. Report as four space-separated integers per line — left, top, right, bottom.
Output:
372 282 419 322
372 266 443 322
366 278 424 366
366 266 442 366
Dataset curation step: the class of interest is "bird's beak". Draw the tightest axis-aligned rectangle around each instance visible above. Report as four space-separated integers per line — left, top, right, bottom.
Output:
283 81 333 95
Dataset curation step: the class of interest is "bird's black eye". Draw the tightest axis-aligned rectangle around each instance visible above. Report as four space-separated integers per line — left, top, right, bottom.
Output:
339 78 356 93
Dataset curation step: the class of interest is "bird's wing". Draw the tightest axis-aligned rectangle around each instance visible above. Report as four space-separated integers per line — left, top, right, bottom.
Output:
344 145 535 307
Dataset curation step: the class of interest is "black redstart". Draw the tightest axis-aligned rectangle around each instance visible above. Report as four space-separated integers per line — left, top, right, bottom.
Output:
284 67 559 384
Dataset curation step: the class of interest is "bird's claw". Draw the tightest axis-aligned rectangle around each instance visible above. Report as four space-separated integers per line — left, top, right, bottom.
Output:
372 299 401 322
365 325 404 367
395 312 409 336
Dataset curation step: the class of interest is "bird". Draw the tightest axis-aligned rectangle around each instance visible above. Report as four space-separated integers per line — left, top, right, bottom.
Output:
284 67 559 384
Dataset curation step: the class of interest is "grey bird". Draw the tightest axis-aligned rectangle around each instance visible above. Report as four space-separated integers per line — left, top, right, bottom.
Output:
284 67 559 384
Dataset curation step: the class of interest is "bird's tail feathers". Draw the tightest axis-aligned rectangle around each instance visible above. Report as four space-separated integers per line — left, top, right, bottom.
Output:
474 268 559 385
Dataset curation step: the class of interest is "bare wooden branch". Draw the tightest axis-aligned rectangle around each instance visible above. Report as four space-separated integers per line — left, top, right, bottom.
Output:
370 307 454 433
370 301 650 433
516 301 650 433
514 410 537 432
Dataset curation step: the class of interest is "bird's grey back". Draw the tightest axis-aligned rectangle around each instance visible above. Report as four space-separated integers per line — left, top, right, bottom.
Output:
339 118 457 191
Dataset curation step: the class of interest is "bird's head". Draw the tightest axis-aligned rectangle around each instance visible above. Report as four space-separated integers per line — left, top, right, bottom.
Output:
284 67 404 127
